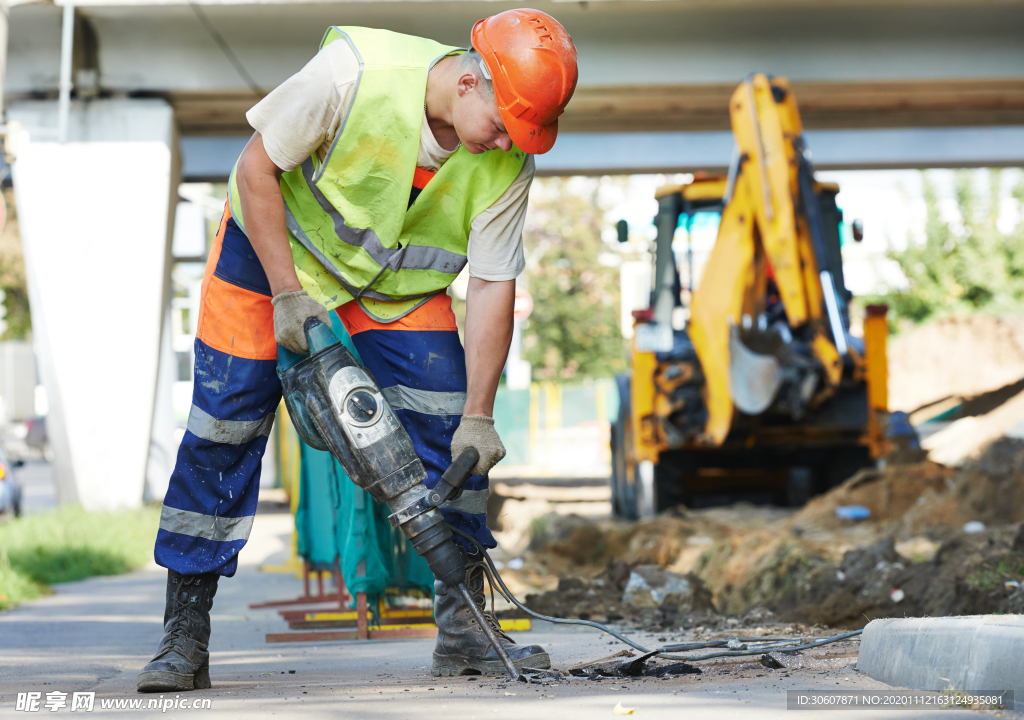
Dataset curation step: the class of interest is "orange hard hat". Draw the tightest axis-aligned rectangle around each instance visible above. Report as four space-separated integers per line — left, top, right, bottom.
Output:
471 9 578 155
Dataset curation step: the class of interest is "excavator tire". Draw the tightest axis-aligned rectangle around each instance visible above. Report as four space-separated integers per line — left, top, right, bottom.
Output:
610 374 641 520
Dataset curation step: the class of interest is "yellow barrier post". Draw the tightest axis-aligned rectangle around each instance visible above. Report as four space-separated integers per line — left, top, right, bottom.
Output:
863 304 889 412
542 382 562 471
260 400 305 575
528 382 540 466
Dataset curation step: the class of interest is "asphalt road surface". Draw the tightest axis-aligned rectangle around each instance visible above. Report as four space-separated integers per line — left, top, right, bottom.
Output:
0 500 1012 719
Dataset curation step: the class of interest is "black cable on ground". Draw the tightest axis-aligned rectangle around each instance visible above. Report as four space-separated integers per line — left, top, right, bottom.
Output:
658 630 863 662
447 525 862 663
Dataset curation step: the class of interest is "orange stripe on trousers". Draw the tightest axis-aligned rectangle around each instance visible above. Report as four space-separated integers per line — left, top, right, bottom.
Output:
195 201 277 360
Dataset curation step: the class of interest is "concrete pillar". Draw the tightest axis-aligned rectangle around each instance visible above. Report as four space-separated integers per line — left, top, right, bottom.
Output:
8 98 178 510
0 0 7 116
0 341 38 422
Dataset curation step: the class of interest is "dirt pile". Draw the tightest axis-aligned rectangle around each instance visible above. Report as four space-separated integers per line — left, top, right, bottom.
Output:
787 462 953 533
513 439 1024 630
888 314 1024 412
904 437 1024 529
788 528 1024 626
922 384 1024 466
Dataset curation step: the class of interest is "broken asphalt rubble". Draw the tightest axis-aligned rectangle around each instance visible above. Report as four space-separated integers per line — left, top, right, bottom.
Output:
518 563 718 631
567 650 701 680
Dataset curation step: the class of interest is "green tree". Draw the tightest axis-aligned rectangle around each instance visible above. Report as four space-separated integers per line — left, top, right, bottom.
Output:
867 169 1024 328
0 188 33 341
520 177 627 381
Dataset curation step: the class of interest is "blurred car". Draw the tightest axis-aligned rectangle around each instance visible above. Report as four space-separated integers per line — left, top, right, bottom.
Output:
0 444 23 518
25 417 48 456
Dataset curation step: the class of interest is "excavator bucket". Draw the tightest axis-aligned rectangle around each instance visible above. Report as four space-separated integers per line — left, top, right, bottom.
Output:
728 325 783 415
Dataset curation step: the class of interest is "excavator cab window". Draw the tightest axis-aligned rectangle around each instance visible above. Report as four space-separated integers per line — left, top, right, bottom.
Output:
676 208 722 303
675 191 726 306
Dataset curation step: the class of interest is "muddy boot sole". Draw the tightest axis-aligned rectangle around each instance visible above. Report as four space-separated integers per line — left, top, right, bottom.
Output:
431 651 551 677
137 665 211 693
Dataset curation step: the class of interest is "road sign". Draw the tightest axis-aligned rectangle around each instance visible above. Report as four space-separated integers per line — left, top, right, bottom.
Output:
513 287 533 322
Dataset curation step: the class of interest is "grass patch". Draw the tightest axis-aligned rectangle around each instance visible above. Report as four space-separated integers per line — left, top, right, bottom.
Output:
964 557 1024 592
0 504 161 611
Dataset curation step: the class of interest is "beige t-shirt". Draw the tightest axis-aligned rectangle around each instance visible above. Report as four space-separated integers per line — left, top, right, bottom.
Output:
246 41 534 281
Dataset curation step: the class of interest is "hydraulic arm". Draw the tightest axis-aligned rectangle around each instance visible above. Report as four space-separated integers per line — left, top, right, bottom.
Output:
688 74 847 444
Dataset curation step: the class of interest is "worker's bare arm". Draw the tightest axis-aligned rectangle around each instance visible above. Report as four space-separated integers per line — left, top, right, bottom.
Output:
463 277 515 417
236 132 303 296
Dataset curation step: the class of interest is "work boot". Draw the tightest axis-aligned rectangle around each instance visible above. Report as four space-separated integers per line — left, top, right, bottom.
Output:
432 549 550 676
137 570 219 692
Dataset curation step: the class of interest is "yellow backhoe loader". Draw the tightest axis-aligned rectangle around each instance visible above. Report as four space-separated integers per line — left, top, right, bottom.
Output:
611 74 892 519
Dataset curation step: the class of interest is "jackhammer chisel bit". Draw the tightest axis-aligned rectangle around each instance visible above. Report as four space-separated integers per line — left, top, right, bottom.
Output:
455 583 522 682
427 448 524 683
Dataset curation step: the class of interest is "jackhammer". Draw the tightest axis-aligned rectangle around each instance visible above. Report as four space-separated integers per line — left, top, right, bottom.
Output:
277 318 525 681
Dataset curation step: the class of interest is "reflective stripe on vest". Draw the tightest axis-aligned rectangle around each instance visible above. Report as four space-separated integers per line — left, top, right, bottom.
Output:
290 156 467 276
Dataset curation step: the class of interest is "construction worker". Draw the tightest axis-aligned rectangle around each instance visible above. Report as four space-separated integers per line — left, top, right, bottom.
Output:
137 10 578 692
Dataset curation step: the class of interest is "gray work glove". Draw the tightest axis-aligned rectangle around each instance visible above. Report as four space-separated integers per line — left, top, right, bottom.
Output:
451 415 506 476
271 290 330 354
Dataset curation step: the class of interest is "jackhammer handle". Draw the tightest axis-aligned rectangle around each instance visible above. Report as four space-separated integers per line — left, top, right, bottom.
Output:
428 448 480 506
445 448 480 486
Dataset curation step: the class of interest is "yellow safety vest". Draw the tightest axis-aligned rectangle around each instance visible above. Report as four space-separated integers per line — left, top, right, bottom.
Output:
229 26 527 321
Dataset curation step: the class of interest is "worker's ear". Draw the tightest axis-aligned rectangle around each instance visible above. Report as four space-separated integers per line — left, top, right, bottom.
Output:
456 71 482 98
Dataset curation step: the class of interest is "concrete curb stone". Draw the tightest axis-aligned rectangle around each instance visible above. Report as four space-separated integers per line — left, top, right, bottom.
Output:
857 615 1024 711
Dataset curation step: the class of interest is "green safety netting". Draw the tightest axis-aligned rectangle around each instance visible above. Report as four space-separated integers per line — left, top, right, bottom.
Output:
291 314 435 611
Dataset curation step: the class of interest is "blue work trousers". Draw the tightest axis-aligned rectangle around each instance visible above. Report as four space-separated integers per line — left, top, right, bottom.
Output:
154 207 493 577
